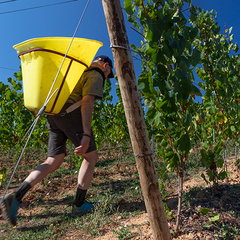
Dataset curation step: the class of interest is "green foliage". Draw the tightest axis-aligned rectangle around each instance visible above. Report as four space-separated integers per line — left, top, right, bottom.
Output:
200 146 227 185
0 69 48 151
124 0 240 230
124 0 204 181
236 158 240 169
92 80 130 149
199 208 240 239
157 164 170 216
112 225 137 240
199 207 220 222
214 224 240 240
125 0 240 180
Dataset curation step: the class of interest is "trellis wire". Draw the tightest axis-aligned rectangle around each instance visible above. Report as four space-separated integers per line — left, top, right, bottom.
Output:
0 116 40 205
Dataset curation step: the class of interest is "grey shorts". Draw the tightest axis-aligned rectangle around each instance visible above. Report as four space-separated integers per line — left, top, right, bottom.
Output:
46 107 97 157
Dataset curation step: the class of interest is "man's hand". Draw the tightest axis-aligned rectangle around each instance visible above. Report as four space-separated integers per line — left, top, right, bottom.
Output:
74 136 90 155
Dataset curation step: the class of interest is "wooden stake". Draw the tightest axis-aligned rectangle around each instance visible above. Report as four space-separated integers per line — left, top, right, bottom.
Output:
102 0 172 239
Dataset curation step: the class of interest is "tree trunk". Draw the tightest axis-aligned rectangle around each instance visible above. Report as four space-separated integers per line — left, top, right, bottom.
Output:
236 146 238 162
175 154 186 230
102 1 172 239
175 174 182 230
224 143 228 183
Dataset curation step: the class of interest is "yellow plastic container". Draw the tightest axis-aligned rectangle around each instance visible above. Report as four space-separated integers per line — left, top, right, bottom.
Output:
13 37 103 114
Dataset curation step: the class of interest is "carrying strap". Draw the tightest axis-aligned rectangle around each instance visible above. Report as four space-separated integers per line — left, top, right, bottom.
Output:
64 100 82 114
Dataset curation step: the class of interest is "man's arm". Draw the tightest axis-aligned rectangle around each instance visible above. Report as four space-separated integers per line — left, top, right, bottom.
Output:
74 94 95 155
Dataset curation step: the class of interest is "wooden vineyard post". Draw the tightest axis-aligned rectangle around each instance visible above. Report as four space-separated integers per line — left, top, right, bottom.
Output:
102 0 172 239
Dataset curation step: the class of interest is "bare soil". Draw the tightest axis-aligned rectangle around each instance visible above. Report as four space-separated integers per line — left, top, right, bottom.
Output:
92 156 240 240
0 154 240 239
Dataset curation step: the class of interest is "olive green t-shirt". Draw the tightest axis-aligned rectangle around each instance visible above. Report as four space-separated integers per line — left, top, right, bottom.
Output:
61 67 104 113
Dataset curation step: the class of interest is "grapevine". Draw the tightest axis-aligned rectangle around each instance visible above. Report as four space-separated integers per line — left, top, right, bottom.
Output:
124 0 240 230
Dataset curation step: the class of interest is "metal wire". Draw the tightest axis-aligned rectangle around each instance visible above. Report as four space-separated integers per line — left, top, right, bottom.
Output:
0 0 16 4
0 116 39 205
110 44 156 65
0 0 77 15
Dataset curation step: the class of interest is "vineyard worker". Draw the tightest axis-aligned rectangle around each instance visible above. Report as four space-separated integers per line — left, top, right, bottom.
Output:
1 55 114 226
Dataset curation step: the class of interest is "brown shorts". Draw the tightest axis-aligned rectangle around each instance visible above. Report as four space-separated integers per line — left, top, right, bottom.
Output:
46 107 96 157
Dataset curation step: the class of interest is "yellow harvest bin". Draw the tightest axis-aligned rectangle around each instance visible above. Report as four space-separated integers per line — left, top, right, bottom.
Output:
13 37 103 114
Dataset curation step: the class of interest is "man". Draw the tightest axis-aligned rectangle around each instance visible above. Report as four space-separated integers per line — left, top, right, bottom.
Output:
1 55 114 226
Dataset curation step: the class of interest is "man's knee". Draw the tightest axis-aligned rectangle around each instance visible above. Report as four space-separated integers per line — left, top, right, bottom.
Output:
44 153 64 171
83 150 98 164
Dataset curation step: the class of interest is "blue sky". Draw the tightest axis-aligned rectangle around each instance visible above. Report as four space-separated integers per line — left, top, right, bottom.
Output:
0 0 239 103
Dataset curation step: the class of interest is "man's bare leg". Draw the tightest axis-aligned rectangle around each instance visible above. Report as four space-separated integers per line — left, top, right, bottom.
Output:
77 150 98 189
25 153 65 187
1 153 65 225
73 150 98 210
